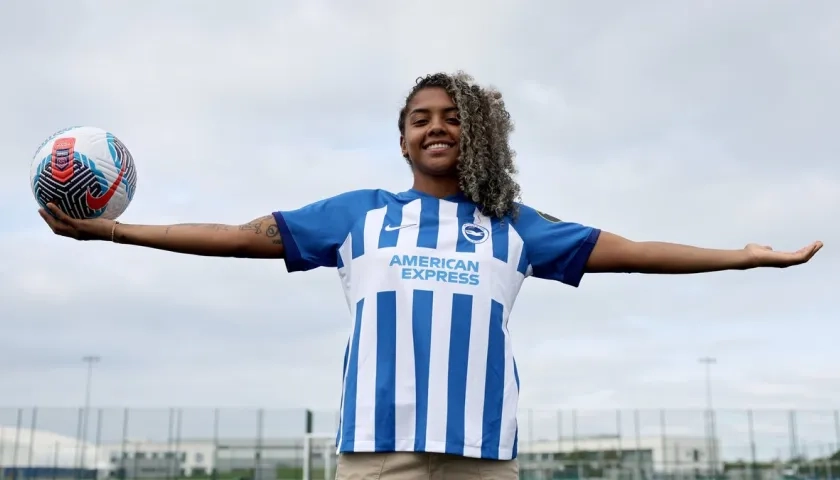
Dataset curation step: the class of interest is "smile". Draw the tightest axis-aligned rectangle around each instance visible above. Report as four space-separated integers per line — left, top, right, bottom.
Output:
423 142 454 151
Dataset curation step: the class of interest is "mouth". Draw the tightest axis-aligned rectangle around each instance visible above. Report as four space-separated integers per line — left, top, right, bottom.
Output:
422 141 455 152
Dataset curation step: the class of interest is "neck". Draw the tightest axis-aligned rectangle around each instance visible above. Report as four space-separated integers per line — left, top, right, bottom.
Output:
411 174 460 198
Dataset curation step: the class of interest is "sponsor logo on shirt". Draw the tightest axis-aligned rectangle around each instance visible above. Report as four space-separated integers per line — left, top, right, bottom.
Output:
389 254 480 286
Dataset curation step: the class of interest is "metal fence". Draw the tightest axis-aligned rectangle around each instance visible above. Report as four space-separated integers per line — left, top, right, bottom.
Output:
0 408 838 480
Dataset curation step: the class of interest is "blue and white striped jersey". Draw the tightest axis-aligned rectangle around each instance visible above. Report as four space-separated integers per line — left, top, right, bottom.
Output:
273 188 600 460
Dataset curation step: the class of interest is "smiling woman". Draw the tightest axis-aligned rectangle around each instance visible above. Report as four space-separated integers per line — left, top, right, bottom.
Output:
398 72 520 219
38 70 822 480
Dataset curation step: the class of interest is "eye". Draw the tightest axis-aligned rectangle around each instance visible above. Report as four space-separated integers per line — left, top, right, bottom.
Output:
446 117 460 125
412 119 428 126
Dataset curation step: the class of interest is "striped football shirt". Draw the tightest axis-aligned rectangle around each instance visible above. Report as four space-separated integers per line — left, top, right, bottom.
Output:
273 188 600 460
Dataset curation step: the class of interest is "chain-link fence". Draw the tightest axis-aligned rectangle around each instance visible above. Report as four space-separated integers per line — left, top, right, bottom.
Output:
1 408 837 480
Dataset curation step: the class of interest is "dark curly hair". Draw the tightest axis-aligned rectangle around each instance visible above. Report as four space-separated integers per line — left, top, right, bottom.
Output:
398 71 521 219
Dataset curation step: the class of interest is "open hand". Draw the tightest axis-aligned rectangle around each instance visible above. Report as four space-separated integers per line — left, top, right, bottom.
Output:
38 203 115 241
745 241 823 268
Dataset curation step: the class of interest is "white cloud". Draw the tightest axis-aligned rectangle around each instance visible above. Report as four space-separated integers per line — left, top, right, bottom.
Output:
1 0 838 458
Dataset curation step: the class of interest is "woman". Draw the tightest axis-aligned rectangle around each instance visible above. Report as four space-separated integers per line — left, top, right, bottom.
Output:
41 72 821 480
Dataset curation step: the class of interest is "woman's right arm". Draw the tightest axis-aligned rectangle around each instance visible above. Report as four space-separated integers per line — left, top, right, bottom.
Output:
39 203 285 259
114 215 284 258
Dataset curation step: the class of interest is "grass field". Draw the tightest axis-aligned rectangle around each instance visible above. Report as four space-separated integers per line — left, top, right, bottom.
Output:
185 468 327 480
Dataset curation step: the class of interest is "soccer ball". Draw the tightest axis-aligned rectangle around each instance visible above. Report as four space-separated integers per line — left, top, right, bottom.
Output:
30 126 138 220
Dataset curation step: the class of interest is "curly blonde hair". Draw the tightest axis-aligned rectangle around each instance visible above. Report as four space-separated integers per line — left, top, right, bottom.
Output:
398 71 521 219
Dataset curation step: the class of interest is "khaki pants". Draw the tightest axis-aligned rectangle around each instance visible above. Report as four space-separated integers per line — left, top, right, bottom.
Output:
335 452 518 480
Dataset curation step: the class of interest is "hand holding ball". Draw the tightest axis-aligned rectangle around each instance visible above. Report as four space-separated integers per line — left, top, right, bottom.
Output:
30 126 137 220
38 203 117 241
31 126 138 241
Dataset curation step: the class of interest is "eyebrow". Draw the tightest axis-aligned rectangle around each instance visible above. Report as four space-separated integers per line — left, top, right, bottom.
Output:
409 107 458 116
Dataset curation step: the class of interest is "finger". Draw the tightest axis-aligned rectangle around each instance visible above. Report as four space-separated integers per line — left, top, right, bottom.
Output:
799 242 821 256
46 203 72 223
39 209 65 235
46 203 63 217
39 208 58 227
791 242 822 263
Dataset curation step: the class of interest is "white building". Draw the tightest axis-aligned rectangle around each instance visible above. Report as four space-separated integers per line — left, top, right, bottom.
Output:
0 424 107 470
2 425 718 480
96 434 718 478
95 437 323 478
517 435 720 480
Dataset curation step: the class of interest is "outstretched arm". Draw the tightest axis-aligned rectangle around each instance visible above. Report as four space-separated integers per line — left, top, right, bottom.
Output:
585 231 823 274
113 216 284 258
39 203 285 259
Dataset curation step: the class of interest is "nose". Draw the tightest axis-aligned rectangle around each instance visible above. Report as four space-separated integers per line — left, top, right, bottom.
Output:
428 116 446 135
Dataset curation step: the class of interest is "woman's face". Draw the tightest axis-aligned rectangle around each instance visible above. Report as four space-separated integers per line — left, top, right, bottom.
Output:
400 87 461 177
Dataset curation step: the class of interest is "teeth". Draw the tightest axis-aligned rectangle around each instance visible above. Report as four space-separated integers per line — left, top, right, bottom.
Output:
426 143 451 150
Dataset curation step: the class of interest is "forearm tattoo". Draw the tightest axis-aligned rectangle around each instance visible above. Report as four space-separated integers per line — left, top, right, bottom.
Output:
265 222 283 245
239 215 283 246
162 216 282 247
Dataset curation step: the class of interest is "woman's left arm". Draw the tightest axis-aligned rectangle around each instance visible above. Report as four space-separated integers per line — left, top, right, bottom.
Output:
585 231 823 274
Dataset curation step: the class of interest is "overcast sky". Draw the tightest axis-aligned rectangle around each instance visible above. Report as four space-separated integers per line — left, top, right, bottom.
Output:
1 0 837 455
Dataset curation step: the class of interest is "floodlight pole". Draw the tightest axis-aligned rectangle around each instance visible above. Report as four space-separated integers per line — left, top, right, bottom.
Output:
699 356 717 476
81 355 101 469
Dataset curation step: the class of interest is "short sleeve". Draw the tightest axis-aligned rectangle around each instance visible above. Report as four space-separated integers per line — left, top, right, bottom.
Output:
272 190 381 272
514 205 601 287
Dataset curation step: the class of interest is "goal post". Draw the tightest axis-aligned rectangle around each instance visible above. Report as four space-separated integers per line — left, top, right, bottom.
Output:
302 433 337 480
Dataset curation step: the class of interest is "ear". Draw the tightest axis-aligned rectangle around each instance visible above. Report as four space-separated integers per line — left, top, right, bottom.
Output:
400 135 408 158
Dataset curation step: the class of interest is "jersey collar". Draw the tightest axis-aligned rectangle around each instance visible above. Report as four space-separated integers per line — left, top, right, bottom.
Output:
401 188 470 203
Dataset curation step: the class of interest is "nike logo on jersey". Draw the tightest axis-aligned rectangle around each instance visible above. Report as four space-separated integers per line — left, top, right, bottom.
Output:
384 224 417 231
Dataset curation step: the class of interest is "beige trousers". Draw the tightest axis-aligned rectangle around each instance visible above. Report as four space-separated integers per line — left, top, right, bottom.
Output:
335 452 518 480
